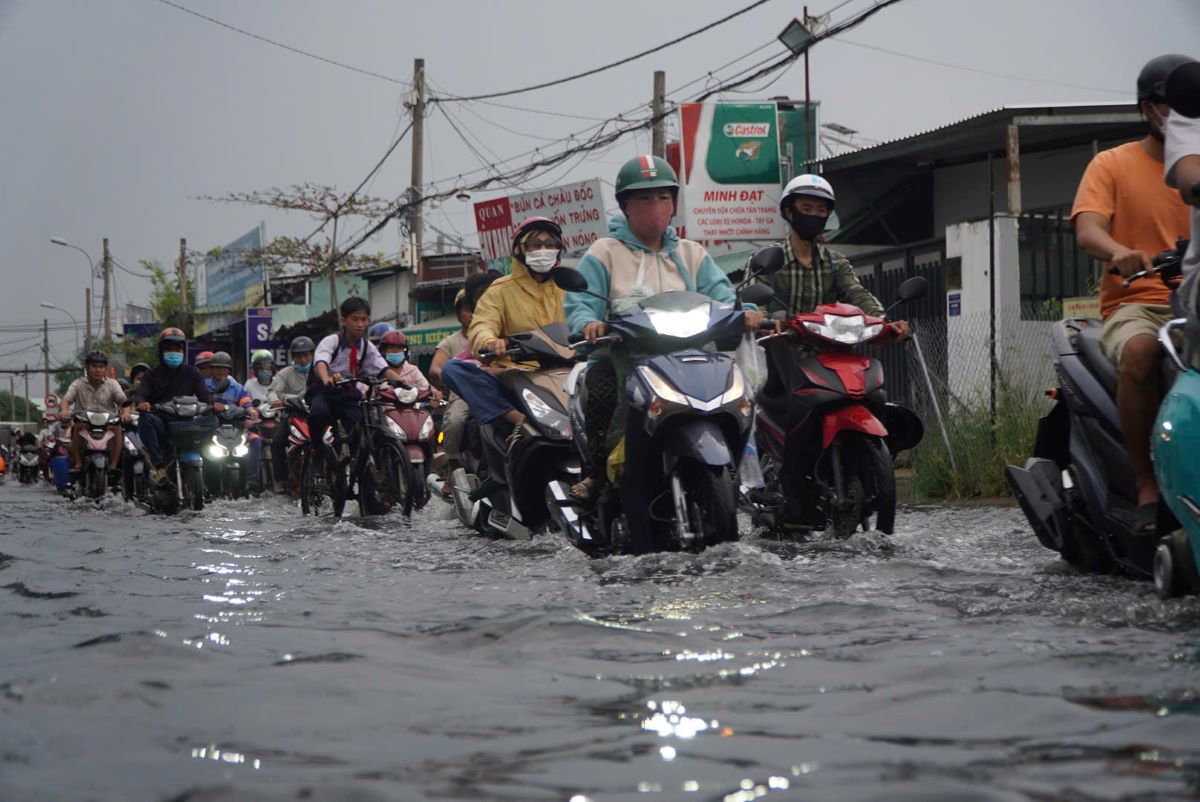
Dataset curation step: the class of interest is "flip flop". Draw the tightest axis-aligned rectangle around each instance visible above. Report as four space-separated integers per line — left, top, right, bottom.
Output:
569 477 595 503
1129 502 1158 535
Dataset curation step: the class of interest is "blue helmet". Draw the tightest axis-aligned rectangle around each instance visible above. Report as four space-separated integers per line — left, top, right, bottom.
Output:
368 322 394 345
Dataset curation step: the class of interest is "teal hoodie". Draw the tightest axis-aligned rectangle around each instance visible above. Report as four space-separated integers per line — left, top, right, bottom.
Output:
565 215 750 333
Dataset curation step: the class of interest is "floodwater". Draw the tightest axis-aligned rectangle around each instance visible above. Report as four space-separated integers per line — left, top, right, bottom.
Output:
2 480 1200 802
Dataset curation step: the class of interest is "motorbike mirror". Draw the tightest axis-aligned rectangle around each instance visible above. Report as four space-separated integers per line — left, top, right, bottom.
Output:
748 246 785 277
897 276 928 302
739 284 774 307
551 266 588 293
1165 60 1200 119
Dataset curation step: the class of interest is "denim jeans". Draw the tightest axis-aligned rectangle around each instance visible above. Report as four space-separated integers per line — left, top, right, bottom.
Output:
440 361 516 425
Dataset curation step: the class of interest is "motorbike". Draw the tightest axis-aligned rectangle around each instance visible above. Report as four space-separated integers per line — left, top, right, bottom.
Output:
252 403 281 491
144 396 216 514
71 409 121 500
120 410 148 503
379 382 437 515
16 444 40 484
1006 244 1187 581
42 433 72 494
545 267 770 555
203 406 254 499
449 323 583 541
285 395 345 516
743 271 929 536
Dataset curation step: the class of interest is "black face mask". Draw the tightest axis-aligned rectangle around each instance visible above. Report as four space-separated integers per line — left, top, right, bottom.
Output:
787 211 827 241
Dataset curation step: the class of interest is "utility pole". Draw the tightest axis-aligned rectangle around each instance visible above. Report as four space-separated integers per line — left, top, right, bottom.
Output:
23 365 30 421
102 237 112 343
804 5 813 164
42 319 50 399
9 375 15 420
409 57 425 271
178 238 189 329
651 70 666 158
329 214 340 314
84 287 92 352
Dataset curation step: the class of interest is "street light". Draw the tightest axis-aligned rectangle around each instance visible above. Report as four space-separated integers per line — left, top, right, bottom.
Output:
40 303 80 356
777 17 813 55
50 237 96 348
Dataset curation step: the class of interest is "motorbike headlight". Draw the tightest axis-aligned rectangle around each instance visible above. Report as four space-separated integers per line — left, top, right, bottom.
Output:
719 365 748 406
521 388 571 439
395 386 419 405
644 304 712 338
386 416 407 441
208 435 229 458
232 438 249 458
419 415 435 441
804 314 874 344
636 366 690 407
87 411 110 427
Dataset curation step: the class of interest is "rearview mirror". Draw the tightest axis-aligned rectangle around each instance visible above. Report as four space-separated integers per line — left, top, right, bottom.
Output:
739 284 774 308
1166 61 1200 118
897 276 928 302
748 246 785 277
551 266 588 293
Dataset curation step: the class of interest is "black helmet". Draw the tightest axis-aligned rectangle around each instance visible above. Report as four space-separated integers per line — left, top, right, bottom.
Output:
84 350 109 366
209 351 233 369
289 336 315 356
1137 54 1195 103
129 362 151 379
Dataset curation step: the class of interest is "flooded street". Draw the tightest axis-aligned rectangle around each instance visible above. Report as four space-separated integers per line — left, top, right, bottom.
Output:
3 481 1200 802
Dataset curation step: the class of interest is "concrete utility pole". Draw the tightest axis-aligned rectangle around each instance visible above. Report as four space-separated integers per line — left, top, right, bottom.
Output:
42 319 49 399
329 215 340 314
652 70 666 158
9 376 15 420
84 288 92 351
409 57 425 268
1006 124 1022 215
23 365 30 421
102 238 112 342
178 238 189 321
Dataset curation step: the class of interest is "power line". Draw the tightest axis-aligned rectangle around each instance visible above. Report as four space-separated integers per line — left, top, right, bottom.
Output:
829 37 1126 95
431 0 774 103
152 0 410 86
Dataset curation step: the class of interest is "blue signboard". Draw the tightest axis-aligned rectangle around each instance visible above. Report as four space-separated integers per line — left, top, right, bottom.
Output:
204 226 264 310
246 307 286 367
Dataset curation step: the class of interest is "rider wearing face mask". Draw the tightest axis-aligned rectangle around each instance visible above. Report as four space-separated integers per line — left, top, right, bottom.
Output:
132 328 213 484
244 349 275 403
377 331 433 392
266 336 316 493
440 217 567 447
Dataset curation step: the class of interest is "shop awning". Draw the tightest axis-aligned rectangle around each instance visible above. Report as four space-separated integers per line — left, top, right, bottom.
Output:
403 315 461 355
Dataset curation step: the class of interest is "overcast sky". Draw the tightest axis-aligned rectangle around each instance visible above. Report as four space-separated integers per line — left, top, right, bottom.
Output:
1 0 1197 369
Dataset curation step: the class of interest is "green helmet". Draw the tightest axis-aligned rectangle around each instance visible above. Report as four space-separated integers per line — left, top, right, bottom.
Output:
250 349 273 366
614 155 679 200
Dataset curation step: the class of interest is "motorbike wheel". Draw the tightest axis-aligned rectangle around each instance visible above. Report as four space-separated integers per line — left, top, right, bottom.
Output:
386 446 413 517
300 450 322 516
410 461 429 512
329 458 347 518
182 464 205 511
84 465 104 500
862 437 896 535
680 461 739 548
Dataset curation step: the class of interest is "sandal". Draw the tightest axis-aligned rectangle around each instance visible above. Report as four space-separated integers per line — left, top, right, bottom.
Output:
569 477 595 503
1129 502 1158 535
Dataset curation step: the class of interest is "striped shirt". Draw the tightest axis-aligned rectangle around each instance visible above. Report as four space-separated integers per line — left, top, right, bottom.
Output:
751 239 884 317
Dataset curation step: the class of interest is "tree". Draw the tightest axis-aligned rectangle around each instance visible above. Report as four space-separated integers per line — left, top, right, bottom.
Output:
203 184 391 312
0 390 43 422
145 259 195 335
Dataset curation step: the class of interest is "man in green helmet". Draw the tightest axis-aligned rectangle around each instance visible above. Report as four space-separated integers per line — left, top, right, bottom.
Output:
564 154 763 504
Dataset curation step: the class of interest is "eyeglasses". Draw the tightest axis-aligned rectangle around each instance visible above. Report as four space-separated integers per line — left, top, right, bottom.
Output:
524 237 560 250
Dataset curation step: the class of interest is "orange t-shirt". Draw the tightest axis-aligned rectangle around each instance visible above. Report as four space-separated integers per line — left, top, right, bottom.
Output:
1070 141 1190 319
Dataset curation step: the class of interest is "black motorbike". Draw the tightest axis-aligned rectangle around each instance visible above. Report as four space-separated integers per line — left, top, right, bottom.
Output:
1006 244 1186 577
203 406 254 499
120 411 148 503
546 267 773 554
16 444 40 484
144 397 216 514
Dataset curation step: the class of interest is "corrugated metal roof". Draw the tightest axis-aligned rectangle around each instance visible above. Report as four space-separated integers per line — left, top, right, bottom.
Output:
811 102 1139 171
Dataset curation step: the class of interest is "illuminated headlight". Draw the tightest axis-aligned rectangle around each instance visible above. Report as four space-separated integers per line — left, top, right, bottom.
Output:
419 415 435 441
386 417 407 441
803 314 883 344
645 304 711 338
521 388 571 439
207 439 228 459
637 366 690 406
232 438 249 458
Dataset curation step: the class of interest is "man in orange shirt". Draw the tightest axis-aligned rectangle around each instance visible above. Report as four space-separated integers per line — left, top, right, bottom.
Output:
1071 53 1193 531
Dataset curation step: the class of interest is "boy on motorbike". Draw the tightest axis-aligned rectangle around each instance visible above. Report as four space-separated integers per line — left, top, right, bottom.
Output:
60 349 130 485
266 336 315 493
565 155 764 508
1072 54 1193 531
440 217 568 450
132 328 214 485
244 349 275 403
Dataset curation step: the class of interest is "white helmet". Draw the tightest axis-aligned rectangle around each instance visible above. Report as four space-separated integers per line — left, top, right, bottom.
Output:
780 174 836 215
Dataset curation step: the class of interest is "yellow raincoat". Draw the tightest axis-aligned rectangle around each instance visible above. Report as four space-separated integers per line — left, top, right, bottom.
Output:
467 258 565 370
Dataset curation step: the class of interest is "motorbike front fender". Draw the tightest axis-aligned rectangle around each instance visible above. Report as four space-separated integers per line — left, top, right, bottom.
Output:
88 454 108 470
822 404 886 449
662 419 733 468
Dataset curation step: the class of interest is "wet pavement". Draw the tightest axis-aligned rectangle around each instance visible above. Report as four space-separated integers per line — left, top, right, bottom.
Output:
2 479 1200 801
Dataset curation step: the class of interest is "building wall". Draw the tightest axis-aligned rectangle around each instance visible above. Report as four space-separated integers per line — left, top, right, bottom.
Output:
367 271 412 326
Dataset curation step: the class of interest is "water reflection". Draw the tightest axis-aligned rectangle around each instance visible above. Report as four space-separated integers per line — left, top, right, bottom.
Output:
190 744 262 770
641 700 716 739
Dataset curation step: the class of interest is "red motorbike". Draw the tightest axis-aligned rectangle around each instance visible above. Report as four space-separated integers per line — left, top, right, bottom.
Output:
378 383 437 513
283 396 343 516
745 276 928 536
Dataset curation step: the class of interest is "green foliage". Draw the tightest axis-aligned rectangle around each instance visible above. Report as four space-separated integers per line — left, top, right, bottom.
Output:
145 260 194 335
909 375 1049 499
0 391 43 421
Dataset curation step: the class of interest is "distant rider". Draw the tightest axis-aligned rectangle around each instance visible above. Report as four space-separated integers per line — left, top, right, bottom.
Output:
266 336 315 493
60 350 130 485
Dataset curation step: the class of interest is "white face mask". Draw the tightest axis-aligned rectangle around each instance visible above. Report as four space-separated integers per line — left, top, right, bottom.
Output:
523 250 558 273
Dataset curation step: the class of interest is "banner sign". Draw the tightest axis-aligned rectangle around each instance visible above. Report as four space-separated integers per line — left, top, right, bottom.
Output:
246 307 286 368
474 178 607 273
195 224 266 334
677 102 786 241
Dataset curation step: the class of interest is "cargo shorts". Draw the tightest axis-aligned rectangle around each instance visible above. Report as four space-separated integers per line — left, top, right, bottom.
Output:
1100 303 1173 365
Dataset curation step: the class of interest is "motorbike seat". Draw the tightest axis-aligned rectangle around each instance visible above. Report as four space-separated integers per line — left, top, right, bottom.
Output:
1074 326 1119 397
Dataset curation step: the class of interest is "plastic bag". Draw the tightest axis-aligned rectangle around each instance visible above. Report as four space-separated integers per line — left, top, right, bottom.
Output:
735 332 768 395
738 423 765 490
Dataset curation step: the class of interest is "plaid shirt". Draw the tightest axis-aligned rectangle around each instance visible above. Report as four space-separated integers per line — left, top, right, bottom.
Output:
752 239 883 317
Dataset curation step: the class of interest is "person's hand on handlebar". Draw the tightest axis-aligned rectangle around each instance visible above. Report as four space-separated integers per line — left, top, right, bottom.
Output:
744 309 767 331
136 401 150 413
890 320 911 341
1109 246 1153 278
583 322 607 342
483 338 507 358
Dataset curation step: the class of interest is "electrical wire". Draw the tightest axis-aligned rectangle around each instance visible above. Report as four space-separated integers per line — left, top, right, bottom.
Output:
152 0 411 86
431 0 774 103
